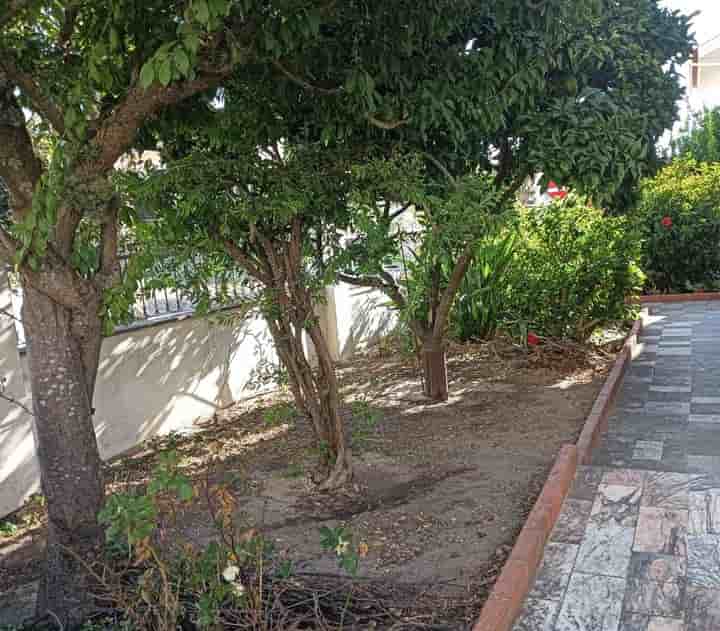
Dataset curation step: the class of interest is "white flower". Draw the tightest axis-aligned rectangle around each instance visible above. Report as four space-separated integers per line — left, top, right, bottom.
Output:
231 582 246 597
222 564 240 582
334 537 350 556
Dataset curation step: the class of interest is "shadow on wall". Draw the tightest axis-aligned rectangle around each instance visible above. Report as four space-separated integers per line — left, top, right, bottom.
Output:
0 308 279 517
92 312 278 459
0 283 395 517
335 284 397 359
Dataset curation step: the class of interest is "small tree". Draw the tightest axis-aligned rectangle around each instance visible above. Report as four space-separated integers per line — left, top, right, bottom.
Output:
0 0 359 622
133 136 357 489
674 107 720 163
337 0 693 400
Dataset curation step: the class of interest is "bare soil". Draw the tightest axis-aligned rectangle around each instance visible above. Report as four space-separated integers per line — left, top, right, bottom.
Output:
0 334 620 628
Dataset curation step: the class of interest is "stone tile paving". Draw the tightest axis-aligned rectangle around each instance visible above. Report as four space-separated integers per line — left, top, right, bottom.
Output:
513 302 720 631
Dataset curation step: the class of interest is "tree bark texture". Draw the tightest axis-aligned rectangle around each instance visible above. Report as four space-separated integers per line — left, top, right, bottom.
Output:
225 220 352 489
422 341 448 401
22 281 105 625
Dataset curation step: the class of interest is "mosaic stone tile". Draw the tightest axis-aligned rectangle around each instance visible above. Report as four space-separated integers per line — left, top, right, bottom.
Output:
590 484 641 527
623 577 686 618
687 455 720 474
688 488 720 536
688 414 720 424
629 553 687 583
576 521 635 577
644 402 691 416
512 598 560 631
552 499 593 544
686 534 720 589
650 386 693 393
619 615 685 631
633 441 664 461
569 466 605 501
685 585 720 631
656 348 692 357
528 543 579 601
690 397 720 405
603 469 646 487
634 508 688 556
555 573 625 631
641 473 689 511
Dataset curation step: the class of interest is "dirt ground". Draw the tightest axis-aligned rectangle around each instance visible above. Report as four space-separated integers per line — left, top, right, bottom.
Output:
0 334 620 628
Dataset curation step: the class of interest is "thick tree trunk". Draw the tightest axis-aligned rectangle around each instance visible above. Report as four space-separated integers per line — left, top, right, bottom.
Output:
22 283 105 626
421 339 448 401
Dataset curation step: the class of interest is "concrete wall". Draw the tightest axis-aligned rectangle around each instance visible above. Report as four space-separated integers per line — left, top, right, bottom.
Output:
0 281 394 517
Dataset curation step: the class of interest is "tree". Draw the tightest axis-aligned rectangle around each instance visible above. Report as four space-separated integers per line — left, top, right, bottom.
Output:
336 0 693 399
0 0 350 622
673 107 720 163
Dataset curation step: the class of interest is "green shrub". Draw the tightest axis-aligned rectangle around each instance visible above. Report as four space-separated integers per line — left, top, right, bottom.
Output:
449 198 643 342
634 158 720 292
451 229 517 342
506 199 643 340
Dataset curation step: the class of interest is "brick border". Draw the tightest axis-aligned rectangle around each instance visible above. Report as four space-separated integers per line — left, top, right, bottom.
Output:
472 313 645 631
639 292 720 303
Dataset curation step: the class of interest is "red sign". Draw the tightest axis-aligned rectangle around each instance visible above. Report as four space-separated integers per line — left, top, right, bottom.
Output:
547 181 567 199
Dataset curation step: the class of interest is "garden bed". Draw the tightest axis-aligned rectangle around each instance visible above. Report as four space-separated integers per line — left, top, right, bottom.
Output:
0 334 622 629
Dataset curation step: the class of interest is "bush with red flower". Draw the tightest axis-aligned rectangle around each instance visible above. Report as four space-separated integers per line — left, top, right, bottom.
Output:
634 158 720 292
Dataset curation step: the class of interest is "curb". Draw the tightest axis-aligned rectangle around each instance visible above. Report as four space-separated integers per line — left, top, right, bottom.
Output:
472 313 645 631
471 445 578 631
576 315 644 464
639 292 720 303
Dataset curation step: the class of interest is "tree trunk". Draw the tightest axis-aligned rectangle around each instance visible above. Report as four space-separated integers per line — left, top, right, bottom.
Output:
22 283 105 626
422 339 448 401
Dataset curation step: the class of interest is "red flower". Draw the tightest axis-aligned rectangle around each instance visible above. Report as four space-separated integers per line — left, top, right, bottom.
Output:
527 332 541 346
661 216 673 229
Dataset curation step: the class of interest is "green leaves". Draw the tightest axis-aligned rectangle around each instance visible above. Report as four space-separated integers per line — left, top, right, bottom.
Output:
140 61 156 89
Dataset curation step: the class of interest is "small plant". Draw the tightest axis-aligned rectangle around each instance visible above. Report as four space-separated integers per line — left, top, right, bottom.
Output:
262 402 295 427
319 526 364 576
0 521 18 537
350 398 382 447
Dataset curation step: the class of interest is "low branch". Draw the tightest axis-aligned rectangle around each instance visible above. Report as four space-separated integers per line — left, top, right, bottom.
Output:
0 226 19 264
0 389 34 417
1 56 65 134
223 238 270 285
272 60 343 95
337 270 407 311
0 77 43 218
431 244 473 340
96 198 120 288
367 114 410 131
423 153 456 187
0 306 22 323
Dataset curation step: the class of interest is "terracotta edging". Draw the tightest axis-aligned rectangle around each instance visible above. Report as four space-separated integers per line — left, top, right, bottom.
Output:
472 313 645 631
639 292 720 303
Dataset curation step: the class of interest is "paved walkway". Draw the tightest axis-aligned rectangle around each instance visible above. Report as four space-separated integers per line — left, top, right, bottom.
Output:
513 302 720 631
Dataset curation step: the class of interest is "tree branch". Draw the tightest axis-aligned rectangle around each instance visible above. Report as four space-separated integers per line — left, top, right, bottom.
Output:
423 153 456 186
0 390 34 417
337 270 407 311
0 74 42 218
0 226 19 264
223 238 270 285
1 56 65 134
272 60 343 95
96 198 120 288
367 114 410 130
83 74 226 177
431 244 473 340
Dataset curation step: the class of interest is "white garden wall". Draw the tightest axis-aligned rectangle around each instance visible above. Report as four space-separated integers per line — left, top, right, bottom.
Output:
0 275 396 517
